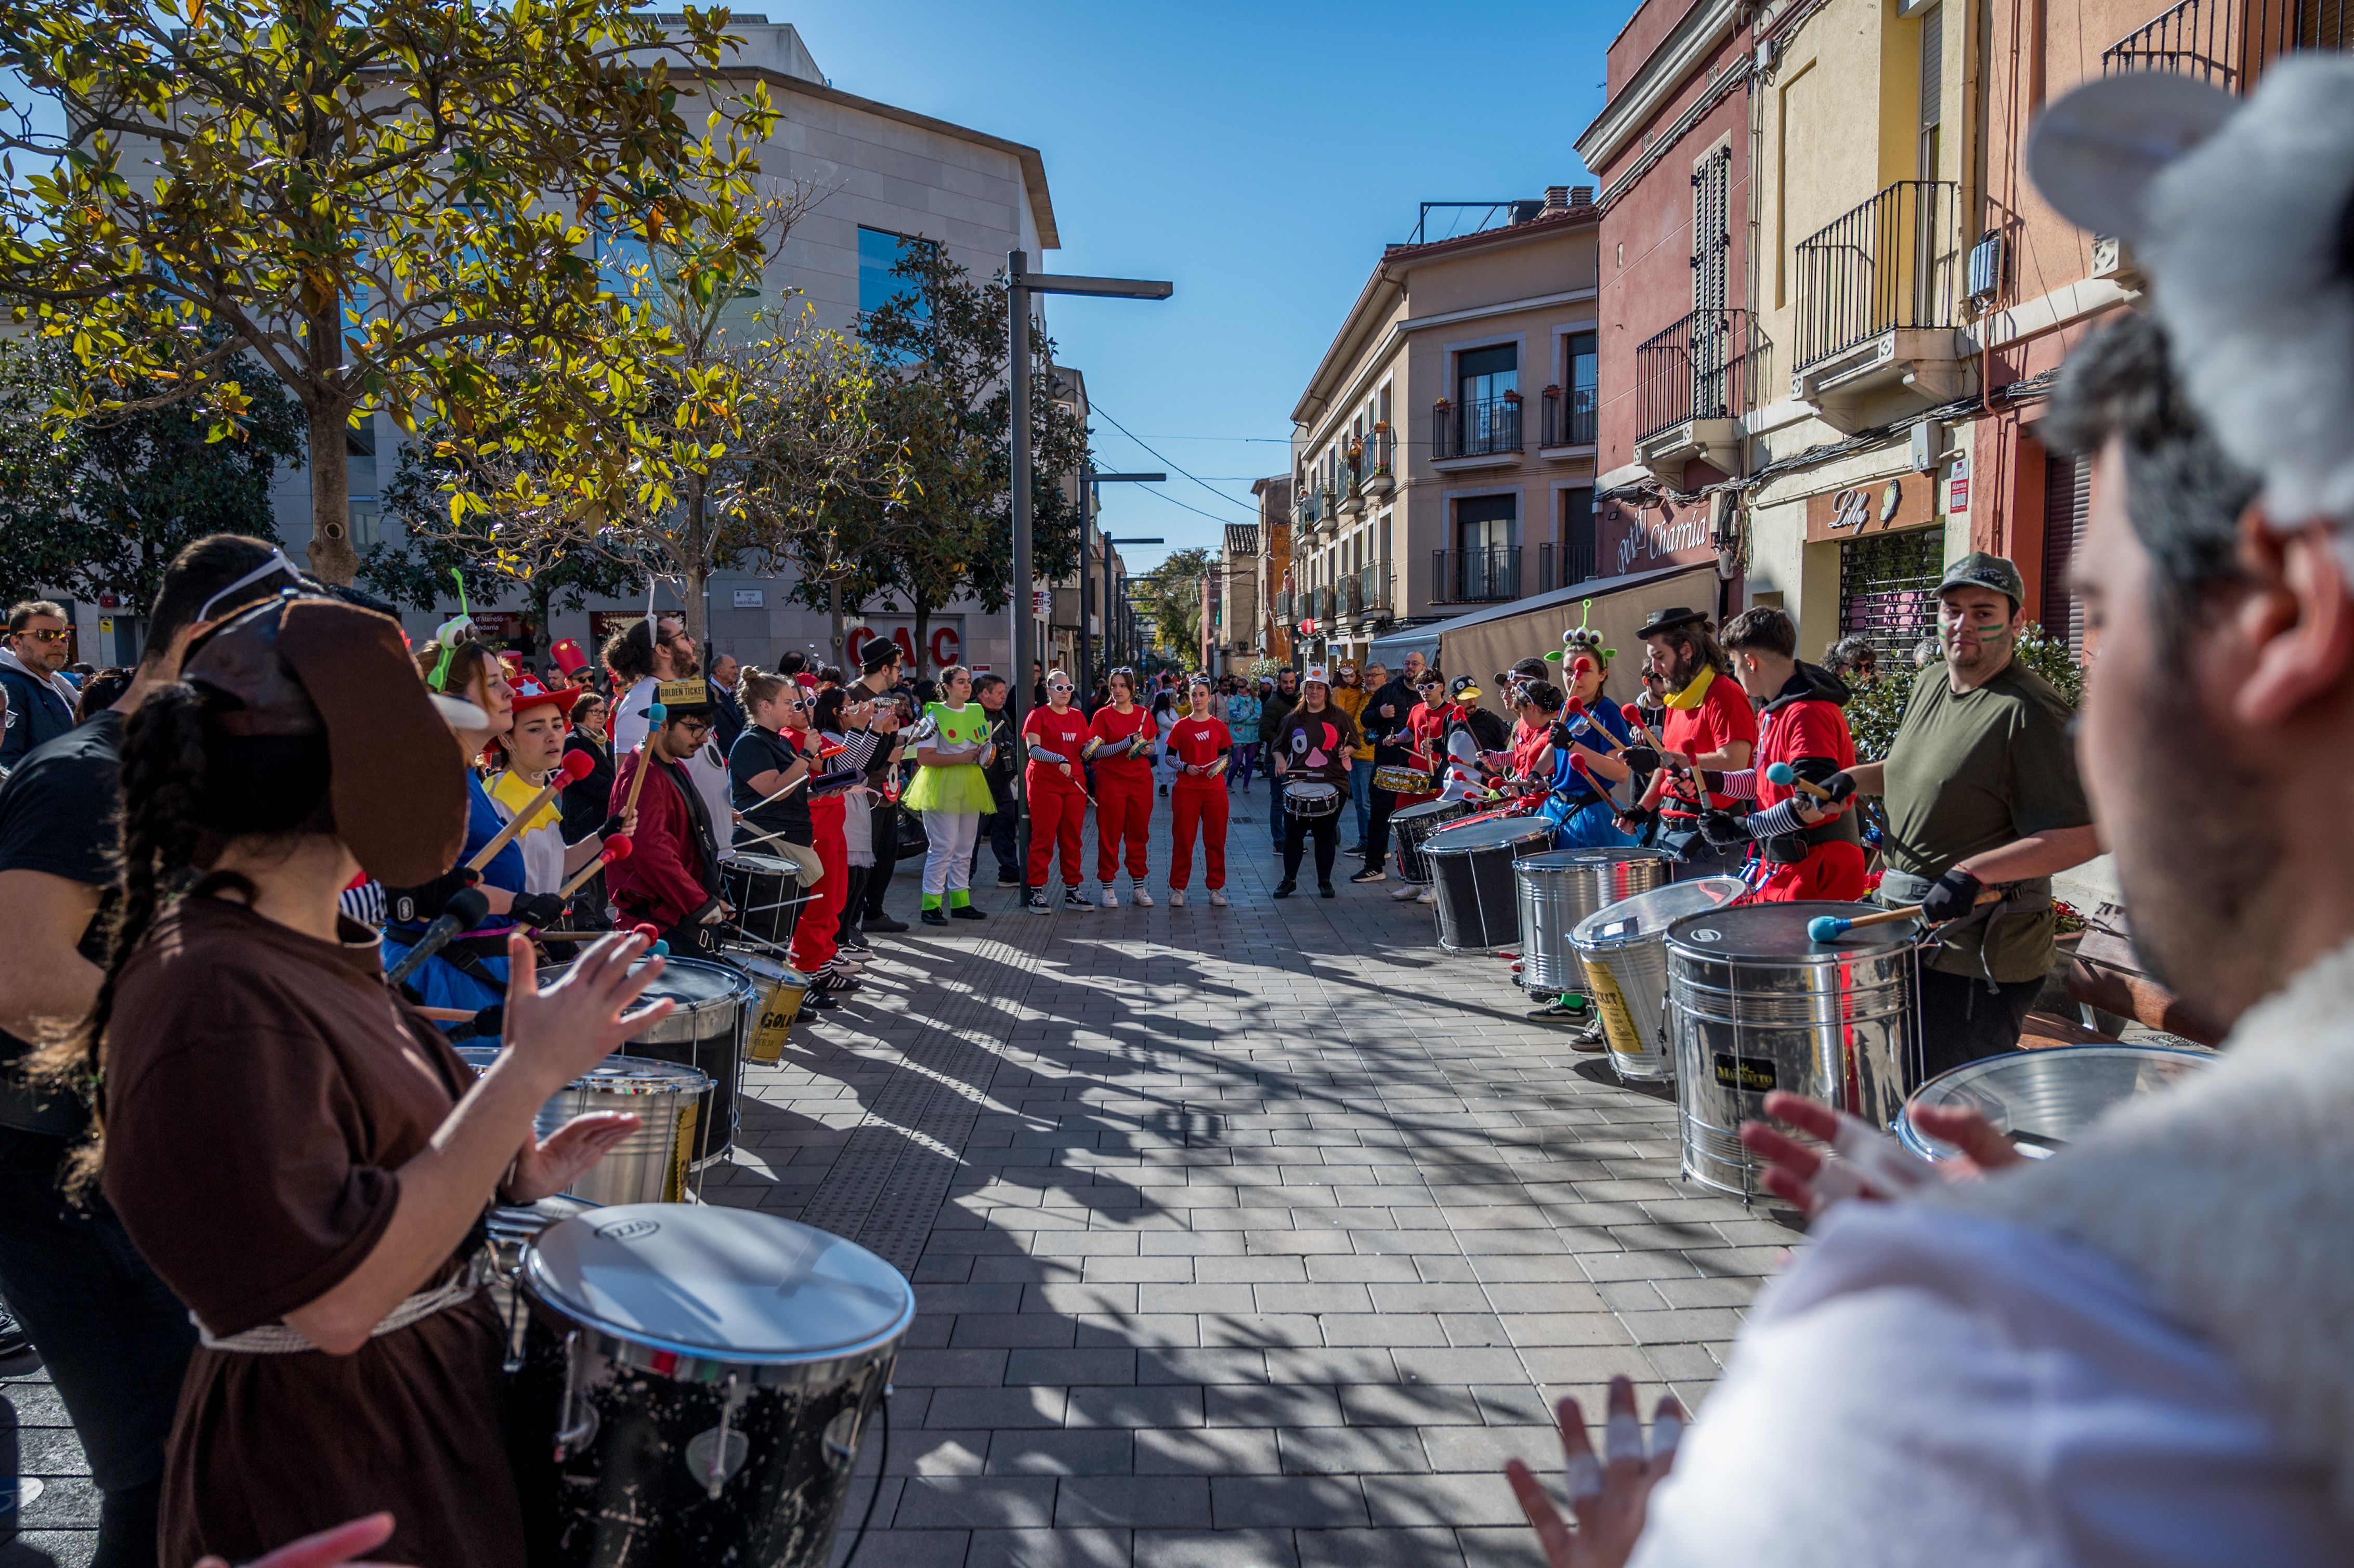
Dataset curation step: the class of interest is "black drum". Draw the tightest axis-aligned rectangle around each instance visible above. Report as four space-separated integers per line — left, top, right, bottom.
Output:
1421 814 1553 954
720 853 802 951
1390 797 1468 885
511 1205 916 1568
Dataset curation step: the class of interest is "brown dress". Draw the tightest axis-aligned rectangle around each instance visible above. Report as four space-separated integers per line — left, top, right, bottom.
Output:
101 894 525 1567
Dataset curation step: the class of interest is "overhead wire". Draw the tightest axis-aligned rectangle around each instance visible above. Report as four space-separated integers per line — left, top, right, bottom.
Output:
1086 399 1262 518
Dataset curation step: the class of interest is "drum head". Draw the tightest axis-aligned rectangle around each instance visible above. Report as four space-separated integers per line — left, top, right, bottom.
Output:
1421 814 1550 857
1392 799 1460 825
1519 847 1676 876
1573 877 1746 951
454 1044 500 1076
567 1053 711 1094
1898 1043 2213 1162
633 955 753 1009
1667 900 1918 962
526 1204 915 1365
724 853 797 879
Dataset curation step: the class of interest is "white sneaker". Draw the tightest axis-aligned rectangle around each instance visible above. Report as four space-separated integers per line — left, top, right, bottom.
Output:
1133 885 1154 908
1100 885 1119 909
1208 889 1229 907
1418 886 1436 904
1169 889 1186 907
1392 883 1422 901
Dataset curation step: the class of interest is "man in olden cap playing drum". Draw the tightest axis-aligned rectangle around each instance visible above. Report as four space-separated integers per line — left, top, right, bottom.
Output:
1505 56 2354 1568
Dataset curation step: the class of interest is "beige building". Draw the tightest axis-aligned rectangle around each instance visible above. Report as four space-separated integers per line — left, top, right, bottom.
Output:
1213 523 1261 677
1285 190 1603 671
1250 476 1293 667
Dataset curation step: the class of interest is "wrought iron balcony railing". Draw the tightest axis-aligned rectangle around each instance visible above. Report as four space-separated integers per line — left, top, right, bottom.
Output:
1540 385 1598 448
1429 545 1522 605
1637 308 1766 442
1431 395 1523 460
1792 180 1960 371
2102 0 2347 92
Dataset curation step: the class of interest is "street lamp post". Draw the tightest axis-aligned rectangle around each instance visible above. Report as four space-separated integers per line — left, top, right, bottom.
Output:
1102 533 1161 683
1081 475 1161 701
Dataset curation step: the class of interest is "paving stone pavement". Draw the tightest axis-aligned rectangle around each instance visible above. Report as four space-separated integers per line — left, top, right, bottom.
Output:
0 783 1804 1567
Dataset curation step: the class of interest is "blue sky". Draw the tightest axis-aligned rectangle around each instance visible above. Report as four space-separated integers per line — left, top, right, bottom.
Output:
785 0 1625 575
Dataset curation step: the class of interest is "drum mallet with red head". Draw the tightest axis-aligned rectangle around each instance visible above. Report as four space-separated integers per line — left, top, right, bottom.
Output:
464 750 596 873
1562 697 1624 752
556 834 632 900
1808 890 2001 943
1619 702 1664 750
1763 762 1838 802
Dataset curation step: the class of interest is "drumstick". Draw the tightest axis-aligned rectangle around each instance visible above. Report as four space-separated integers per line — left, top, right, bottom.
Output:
1561 698 1625 753
465 751 595 873
415 1004 479 1022
1618 703 1665 751
1763 762 1837 802
556 835 631 899
1807 889 2002 943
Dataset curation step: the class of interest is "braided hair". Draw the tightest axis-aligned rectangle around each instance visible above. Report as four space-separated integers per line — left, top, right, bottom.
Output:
32 683 332 1192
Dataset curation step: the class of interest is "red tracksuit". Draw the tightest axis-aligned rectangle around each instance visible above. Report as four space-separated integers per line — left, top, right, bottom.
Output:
1166 715 1233 891
1024 704 1091 888
791 731 846 975
1089 703 1155 882
1749 684 1867 903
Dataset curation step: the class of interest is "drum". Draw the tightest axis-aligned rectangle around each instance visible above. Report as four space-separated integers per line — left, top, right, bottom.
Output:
1570 878 1747 1081
455 1048 707 1206
1421 814 1554 954
542 956 755 1170
510 1205 916 1567
720 853 803 951
1390 798 1468 884
1285 780 1343 819
1373 764 1434 794
1897 1042 2213 1164
1513 848 1677 996
486 1194 599 1329
1666 902 1922 1196
727 949 813 1065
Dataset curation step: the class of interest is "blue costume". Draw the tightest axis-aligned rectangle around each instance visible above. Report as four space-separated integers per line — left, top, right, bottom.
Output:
1542 701 1639 850
382 772 524 1043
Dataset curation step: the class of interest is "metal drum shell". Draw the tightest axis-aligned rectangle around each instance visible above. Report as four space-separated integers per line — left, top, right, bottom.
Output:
1285 781 1343 819
1390 798 1467 884
456 1048 706 1206
719 853 802 951
1569 877 1747 1081
544 955 754 1169
1512 848 1676 995
1422 815 1554 955
727 949 814 1065
1665 901 1923 1197
1898 1042 2214 1164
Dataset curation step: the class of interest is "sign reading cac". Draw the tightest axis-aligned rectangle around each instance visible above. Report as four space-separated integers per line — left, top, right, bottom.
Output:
847 618 963 671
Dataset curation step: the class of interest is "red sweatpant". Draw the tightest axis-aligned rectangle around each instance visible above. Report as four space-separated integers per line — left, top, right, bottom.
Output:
1095 774 1153 882
1169 781 1228 890
1750 840 1869 903
790 813 845 974
1027 785 1087 887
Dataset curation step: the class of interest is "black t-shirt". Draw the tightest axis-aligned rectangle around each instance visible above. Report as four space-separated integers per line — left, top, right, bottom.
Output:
728 726 812 846
0 711 124 1135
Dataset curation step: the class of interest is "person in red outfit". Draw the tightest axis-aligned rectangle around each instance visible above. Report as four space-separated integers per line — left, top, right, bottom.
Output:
1691 607 1869 902
1023 671 1093 914
606 679 731 956
1165 674 1233 907
792 686 863 997
1632 607 1760 881
1085 668 1156 907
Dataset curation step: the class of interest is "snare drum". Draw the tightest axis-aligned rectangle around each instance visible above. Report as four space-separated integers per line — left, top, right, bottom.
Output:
540 956 757 1169
727 949 813 1065
1285 781 1343 819
1898 1042 2212 1164
1421 814 1553 953
456 1048 707 1206
720 853 802 950
1390 797 1468 884
511 1205 915 1566
1372 765 1434 794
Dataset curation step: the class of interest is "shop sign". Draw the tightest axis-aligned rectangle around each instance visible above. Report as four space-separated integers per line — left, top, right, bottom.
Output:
848 617 963 672
1598 495 1718 577
1947 455 1970 514
1804 474 1939 543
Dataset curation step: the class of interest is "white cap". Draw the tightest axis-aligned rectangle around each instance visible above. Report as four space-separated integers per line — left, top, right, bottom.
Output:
1303 664 1330 686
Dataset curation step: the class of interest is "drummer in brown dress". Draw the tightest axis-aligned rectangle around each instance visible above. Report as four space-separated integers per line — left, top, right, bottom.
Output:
36 594 673 1566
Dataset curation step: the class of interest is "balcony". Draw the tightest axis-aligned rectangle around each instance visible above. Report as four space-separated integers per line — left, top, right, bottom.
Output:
1791 180 1965 411
1535 534 1598 595
1363 428 1396 498
1337 559 1394 624
1275 590 1293 627
1294 489 1323 529
1431 395 1523 466
1634 308 1764 479
1430 545 1522 606
2102 0 2347 92
1539 385 1598 451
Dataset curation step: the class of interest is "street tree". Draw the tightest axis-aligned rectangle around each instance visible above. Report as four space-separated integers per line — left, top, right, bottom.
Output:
0 334 304 613
844 246 1089 674
1136 546 1214 663
0 0 776 586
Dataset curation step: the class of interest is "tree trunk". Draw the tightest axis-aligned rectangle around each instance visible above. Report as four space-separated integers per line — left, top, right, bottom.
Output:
828 576 844 670
306 396 357 586
680 481 710 653
912 598 932 680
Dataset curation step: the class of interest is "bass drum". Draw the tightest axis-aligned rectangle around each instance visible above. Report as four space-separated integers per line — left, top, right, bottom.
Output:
511 1205 916 1568
1390 798 1468 885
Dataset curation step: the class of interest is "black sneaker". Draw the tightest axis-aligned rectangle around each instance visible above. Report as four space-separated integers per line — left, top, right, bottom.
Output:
950 904 986 921
1351 867 1387 883
1344 843 1363 856
1319 883 1336 898
814 969 862 995
1062 887 1092 912
1028 888 1051 915
0 1302 28 1359
865 913 910 934
1274 880 1297 898
920 907 948 926
842 929 874 951
998 870 1023 887
803 988 842 1011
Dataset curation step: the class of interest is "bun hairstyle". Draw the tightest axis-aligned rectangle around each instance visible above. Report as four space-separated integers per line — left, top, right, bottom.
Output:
737 664 794 711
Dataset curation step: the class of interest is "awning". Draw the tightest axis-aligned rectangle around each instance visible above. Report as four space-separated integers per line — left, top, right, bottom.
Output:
1421 561 1721 714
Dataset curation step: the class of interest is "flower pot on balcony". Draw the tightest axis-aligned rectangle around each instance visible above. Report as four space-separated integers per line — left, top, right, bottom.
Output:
1364 472 1394 499
1340 491 1367 519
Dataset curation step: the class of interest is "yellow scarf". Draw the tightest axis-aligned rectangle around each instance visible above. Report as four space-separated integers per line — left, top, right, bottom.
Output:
1663 664 1717 711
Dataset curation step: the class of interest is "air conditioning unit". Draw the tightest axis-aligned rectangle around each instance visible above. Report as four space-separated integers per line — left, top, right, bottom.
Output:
1966 231 2005 304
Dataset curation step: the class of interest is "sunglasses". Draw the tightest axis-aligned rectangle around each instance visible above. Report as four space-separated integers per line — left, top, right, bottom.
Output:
16 628 69 643
1048 683 1075 692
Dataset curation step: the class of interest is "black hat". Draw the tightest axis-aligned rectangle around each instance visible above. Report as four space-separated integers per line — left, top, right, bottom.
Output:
859 638 903 675
1934 551 2026 608
1637 606 1709 639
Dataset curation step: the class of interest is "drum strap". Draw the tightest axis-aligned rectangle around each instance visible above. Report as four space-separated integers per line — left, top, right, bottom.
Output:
195 1253 486 1353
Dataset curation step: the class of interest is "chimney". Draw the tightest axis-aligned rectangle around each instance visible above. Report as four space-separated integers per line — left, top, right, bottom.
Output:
1571 185 1596 208
1544 185 1570 212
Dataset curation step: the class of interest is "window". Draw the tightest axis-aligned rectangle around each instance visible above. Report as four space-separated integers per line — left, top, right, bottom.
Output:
1565 331 1598 446
1458 343 1518 407
2042 445 2091 655
1562 488 1596 585
1454 344 1521 457
858 226 934 323
1454 493 1519 602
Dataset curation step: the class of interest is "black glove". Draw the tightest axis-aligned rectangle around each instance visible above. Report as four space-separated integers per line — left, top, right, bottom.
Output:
1614 806 1657 835
509 892 569 929
464 1002 504 1039
598 813 627 840
1699 769 1725 795
1698 811 1750 851
383 866 482 925
1547 721 1575 750
1819 771 1859 805
1620 746 1660 774
1920 866 1985 923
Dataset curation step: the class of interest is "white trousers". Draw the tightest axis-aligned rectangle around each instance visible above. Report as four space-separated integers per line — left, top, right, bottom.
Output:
921 811 980 897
